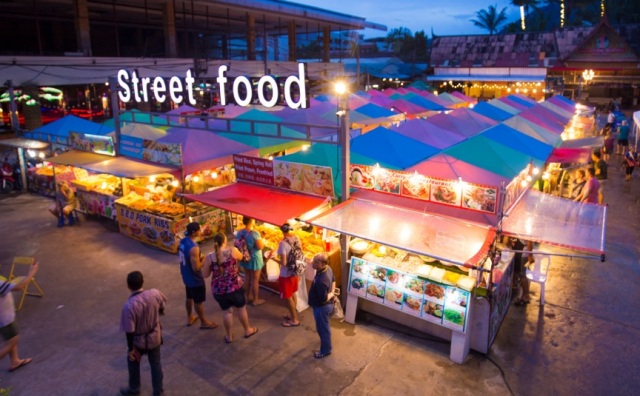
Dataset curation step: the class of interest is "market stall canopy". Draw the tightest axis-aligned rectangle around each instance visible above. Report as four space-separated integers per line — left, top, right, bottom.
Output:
443 135 544 179
369 94 395 108
29 115 110 140
436 92 466 106
501 189 606 255
450 91 476 104
479 124 554 162
517 110 565 135
506 94 538 107
547 148 592 164
307 197 496 267
471 102 513 122
159 128 258 175
425 108 497 138
390 119 465 149
539 101 574 120
503 116 563 147
406 154 509 187
45 150 111 167
527 104 572 125
0 138 49 150
351 127 439 169
559 135 604 149
400 94 449 111
77 156 179 178
487 99 520 115
350 103 400 123
546 95 577 113
113 123 167 140
387 99 433 117
495 97 531 112
184 182 328 226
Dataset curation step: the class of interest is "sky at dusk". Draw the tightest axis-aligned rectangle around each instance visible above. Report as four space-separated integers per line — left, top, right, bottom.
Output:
300 0 521 38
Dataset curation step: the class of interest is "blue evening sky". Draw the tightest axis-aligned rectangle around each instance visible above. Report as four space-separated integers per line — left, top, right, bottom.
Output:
301 0 520 38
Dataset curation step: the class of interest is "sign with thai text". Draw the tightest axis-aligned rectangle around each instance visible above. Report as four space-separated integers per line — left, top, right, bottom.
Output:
233 155 274 186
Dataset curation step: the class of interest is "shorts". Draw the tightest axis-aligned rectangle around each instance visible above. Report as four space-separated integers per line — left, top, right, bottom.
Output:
278 276 299 299
0 322 18 341
185 285 206 304
213 288 246 311
239 258 264 272
618 139 629 147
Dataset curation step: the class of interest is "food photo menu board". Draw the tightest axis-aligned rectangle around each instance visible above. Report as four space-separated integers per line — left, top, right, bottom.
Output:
348 257 471 333
349 164 497 214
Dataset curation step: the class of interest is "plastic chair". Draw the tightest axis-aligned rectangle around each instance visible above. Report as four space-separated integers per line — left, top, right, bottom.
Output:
8 256 44 311
526 252 550 306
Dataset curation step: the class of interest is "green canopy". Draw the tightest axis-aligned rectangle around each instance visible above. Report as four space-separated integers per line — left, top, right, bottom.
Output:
443 135 544 179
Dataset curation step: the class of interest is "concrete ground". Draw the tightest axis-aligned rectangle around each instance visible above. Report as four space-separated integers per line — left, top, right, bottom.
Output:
0 135 639 394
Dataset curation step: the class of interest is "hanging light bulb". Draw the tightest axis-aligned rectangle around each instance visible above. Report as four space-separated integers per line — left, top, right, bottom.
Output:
171 180 179 188
149 175 156 183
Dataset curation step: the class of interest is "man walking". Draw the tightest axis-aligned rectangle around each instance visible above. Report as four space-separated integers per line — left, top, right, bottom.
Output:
119 271 167 396
0 260 38 372
179 222 217 329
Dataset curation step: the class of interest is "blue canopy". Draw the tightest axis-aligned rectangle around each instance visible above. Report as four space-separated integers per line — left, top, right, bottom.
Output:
351 126 439 169
392 93 448 111
352 103 398 119
480 124 553 161
471 102 513 122
31 115 109 137
505 95 537 108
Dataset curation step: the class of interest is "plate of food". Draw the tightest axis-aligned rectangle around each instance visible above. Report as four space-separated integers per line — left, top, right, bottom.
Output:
351 278 366 290
142 226 158 242
384 289 403 304
403 295 422 312
367 283 385 299
431 184 459 205
159 230 175 246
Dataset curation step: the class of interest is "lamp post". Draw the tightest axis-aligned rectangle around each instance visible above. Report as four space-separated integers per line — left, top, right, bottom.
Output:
334 80 351 305
581 69 595 102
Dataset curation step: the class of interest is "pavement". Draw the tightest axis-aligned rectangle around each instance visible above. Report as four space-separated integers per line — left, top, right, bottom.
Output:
0 121 639 395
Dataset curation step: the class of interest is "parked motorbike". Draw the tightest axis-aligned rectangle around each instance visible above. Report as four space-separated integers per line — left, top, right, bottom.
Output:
1 163 15 193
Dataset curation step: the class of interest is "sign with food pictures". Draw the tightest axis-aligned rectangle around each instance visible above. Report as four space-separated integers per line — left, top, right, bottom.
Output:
348 257 470 333
349 164 497 213
272 160 335 198
462 184 497 213
119 135 182 166
233 154 274 186
76 190 117 220
70 132 115 156
114 204 224 253
429 179 461 207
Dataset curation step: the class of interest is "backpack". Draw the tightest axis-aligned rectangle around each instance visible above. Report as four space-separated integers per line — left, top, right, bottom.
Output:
234 231 251 263
284 237 306 276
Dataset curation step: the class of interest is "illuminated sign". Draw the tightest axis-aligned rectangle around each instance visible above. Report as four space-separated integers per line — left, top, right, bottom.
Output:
117 63 308 109
69 132 115 156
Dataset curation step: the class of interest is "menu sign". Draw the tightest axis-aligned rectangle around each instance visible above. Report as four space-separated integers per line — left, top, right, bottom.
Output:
70 132 115 156
350 164 498 214
120 135 182 166
347 257 470 333
233 154 274 186
273 160 335 198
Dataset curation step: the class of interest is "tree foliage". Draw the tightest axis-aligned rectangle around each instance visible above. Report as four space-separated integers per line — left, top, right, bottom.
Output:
385 27 428 62
471 4 509 35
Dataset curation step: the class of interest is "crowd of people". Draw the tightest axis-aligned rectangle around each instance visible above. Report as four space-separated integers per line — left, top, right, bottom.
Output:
118 221 337 395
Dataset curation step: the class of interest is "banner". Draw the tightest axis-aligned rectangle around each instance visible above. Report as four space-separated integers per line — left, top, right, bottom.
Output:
273 160 335 198
119 135 182 166
350 164 498 214
233 154 274 186
70 132 115 156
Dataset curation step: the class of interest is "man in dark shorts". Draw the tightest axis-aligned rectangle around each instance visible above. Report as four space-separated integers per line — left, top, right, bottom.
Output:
0 260 39 372
616 120 630 155
179 222 218 329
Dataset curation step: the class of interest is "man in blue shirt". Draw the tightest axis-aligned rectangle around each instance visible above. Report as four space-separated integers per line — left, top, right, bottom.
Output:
616 120 630 155
179 222 217 329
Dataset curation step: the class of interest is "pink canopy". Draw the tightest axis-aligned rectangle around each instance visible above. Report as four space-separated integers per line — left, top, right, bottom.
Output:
391 119 465 149
369 94 395 108
406 154 509 187
388 98 433 117
425 108 497 138
159 128 258 175
547 96 576 113
450 91 476 104
547 148 592 163
519 108 565 134
416 91 453 108
496 97 530 112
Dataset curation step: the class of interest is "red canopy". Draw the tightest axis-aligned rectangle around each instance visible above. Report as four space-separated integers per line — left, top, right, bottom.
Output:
547 148 592 164
184 183 328 225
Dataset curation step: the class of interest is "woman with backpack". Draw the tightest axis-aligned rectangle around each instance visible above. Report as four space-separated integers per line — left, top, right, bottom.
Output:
277 223 303 327
235 217 266 306
202 233 258 343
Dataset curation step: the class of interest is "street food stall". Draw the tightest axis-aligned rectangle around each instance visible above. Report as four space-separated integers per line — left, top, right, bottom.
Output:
0 138 50 194
184 154 337 288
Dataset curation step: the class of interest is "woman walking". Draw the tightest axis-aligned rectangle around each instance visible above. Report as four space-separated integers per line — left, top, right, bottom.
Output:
203 233 258 343
236 217 266 306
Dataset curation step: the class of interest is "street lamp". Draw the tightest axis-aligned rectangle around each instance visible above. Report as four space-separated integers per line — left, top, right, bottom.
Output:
334 80 350 203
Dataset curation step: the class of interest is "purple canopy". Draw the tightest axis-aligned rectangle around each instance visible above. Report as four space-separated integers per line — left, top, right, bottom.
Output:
391 119 465 149
425 108 497 138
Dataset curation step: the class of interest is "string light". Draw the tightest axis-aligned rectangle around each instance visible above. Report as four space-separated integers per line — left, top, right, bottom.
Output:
600 0 605 17
560 1 565 28
520 6 526 31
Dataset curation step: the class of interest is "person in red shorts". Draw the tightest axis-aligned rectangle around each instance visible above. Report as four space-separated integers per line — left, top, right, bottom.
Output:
277 223 301 327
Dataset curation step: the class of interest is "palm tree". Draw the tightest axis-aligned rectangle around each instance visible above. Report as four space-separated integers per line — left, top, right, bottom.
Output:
512 0 540 30
470 4 509 35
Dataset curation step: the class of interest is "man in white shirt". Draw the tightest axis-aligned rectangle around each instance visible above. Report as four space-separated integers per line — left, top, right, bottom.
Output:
0 261 39 372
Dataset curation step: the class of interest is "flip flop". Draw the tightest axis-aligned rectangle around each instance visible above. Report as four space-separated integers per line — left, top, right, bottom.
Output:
244 328 259 339
8 358 32 373
200 323 218 330
281 321 300 327
224 335 232 344
282 314 292 321
314 351 331 359
251 299 266 307
185 316 199 327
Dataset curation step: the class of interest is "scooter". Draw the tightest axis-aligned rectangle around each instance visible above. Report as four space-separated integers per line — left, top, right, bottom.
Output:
1 163 15 193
